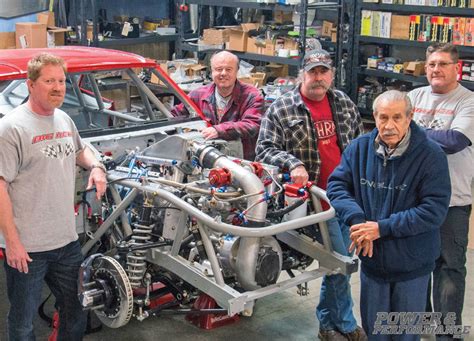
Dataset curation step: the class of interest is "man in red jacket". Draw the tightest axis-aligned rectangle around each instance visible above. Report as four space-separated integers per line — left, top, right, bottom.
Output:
171 51 263 160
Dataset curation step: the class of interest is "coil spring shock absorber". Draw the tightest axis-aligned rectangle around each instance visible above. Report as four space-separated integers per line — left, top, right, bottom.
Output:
126 201 154 287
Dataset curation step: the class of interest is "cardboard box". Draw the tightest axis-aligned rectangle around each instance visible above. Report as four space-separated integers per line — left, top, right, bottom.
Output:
186 64 207 77
158 60 206 80
228 23 259 52
331 28 338 42
274 10 293 24
16 23 47 48
101 88 129 111
47 28 70 47
202 28 231 45
283 37 298 50
0 32 16 49
403 61 425 76
38 11 72 46
246 37 265 54
264 39 276 56
238 72 266 87
123 67 144 81
160 19 171 27
228 28 245 52
265 63 289 78
391 15 410 39
150 62 173 85
37 11 55 27
367 57 382 69
322 21 334 38
251 72 266 87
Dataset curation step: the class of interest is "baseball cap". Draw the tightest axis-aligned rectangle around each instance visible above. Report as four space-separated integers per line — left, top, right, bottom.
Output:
303 49 333 71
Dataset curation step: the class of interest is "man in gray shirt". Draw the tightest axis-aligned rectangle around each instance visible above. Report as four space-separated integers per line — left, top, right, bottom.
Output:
0 53 107 340
408 43 474 335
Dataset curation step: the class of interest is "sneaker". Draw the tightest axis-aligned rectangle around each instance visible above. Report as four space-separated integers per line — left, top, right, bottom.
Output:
318 329 348 341
344 326 368 341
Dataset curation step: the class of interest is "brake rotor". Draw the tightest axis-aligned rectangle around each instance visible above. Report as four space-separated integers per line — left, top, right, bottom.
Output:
93 256 133 328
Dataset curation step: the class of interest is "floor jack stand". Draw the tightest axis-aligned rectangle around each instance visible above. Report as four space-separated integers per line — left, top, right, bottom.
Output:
48 312 59 341
186 294 240 330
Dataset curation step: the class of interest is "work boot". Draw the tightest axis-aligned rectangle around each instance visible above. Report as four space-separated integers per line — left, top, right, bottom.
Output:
344 326 368 341
318 329 348 341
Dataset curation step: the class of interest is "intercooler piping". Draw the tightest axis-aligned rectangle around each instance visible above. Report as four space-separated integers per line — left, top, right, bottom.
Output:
196 145 266 290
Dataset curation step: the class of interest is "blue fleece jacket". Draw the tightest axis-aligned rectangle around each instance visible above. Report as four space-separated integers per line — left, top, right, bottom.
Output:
327 121 451 282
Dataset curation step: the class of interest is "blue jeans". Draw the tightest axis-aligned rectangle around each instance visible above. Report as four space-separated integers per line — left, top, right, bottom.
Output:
3 240 87 341
316 217 357 333
433 205 470 331
360 271 430 341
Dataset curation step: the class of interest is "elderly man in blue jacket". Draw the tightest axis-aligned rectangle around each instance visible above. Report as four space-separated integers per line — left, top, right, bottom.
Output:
327 90 451 341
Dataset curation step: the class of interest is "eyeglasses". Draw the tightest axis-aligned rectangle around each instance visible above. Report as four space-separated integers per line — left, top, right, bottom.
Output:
426 62 457 70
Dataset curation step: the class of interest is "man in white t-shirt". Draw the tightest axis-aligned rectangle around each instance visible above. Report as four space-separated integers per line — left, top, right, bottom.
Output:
408 43 474 335
0 53 107 340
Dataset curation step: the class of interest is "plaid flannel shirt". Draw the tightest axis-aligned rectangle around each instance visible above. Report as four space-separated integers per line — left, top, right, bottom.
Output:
255 86 363 183
171 81 264 160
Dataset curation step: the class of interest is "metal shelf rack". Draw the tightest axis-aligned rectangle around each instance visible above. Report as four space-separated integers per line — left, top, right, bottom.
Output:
175 0 350 89
351 0 474 116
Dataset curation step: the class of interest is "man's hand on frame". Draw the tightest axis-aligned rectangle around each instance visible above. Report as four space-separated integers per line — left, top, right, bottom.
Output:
201 127 218 140
290 166 309 186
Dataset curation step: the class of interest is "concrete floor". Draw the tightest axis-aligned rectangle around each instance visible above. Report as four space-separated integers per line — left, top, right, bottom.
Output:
1 249 473 341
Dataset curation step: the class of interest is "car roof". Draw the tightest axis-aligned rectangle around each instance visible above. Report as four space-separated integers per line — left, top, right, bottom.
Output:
0 46 158 80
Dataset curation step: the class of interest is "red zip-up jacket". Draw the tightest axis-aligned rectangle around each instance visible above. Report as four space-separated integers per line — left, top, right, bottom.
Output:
171 80 263 160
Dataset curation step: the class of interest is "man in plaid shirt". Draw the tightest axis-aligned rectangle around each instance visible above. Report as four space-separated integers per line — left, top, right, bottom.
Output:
256 49 366 341
171 51 263 160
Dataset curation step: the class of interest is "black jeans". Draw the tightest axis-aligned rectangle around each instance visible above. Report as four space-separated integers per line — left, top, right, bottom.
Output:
433 205 471 339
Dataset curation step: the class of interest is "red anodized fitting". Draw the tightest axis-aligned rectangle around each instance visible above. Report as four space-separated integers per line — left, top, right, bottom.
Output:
284 183 309 199
250 162 264 177
208 168 232 187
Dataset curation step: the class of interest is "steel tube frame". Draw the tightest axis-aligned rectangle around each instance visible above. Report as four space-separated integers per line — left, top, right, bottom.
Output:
81 172 355 317
106 174 335 237
148 248 328 316
126 69 169 119
82 188 139 255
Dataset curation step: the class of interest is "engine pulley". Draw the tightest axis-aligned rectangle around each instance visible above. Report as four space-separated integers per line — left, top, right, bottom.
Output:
255 247 280 287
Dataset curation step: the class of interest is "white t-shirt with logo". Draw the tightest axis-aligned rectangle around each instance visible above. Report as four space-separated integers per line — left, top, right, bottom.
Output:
0 104 84 252
408 84 474 206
